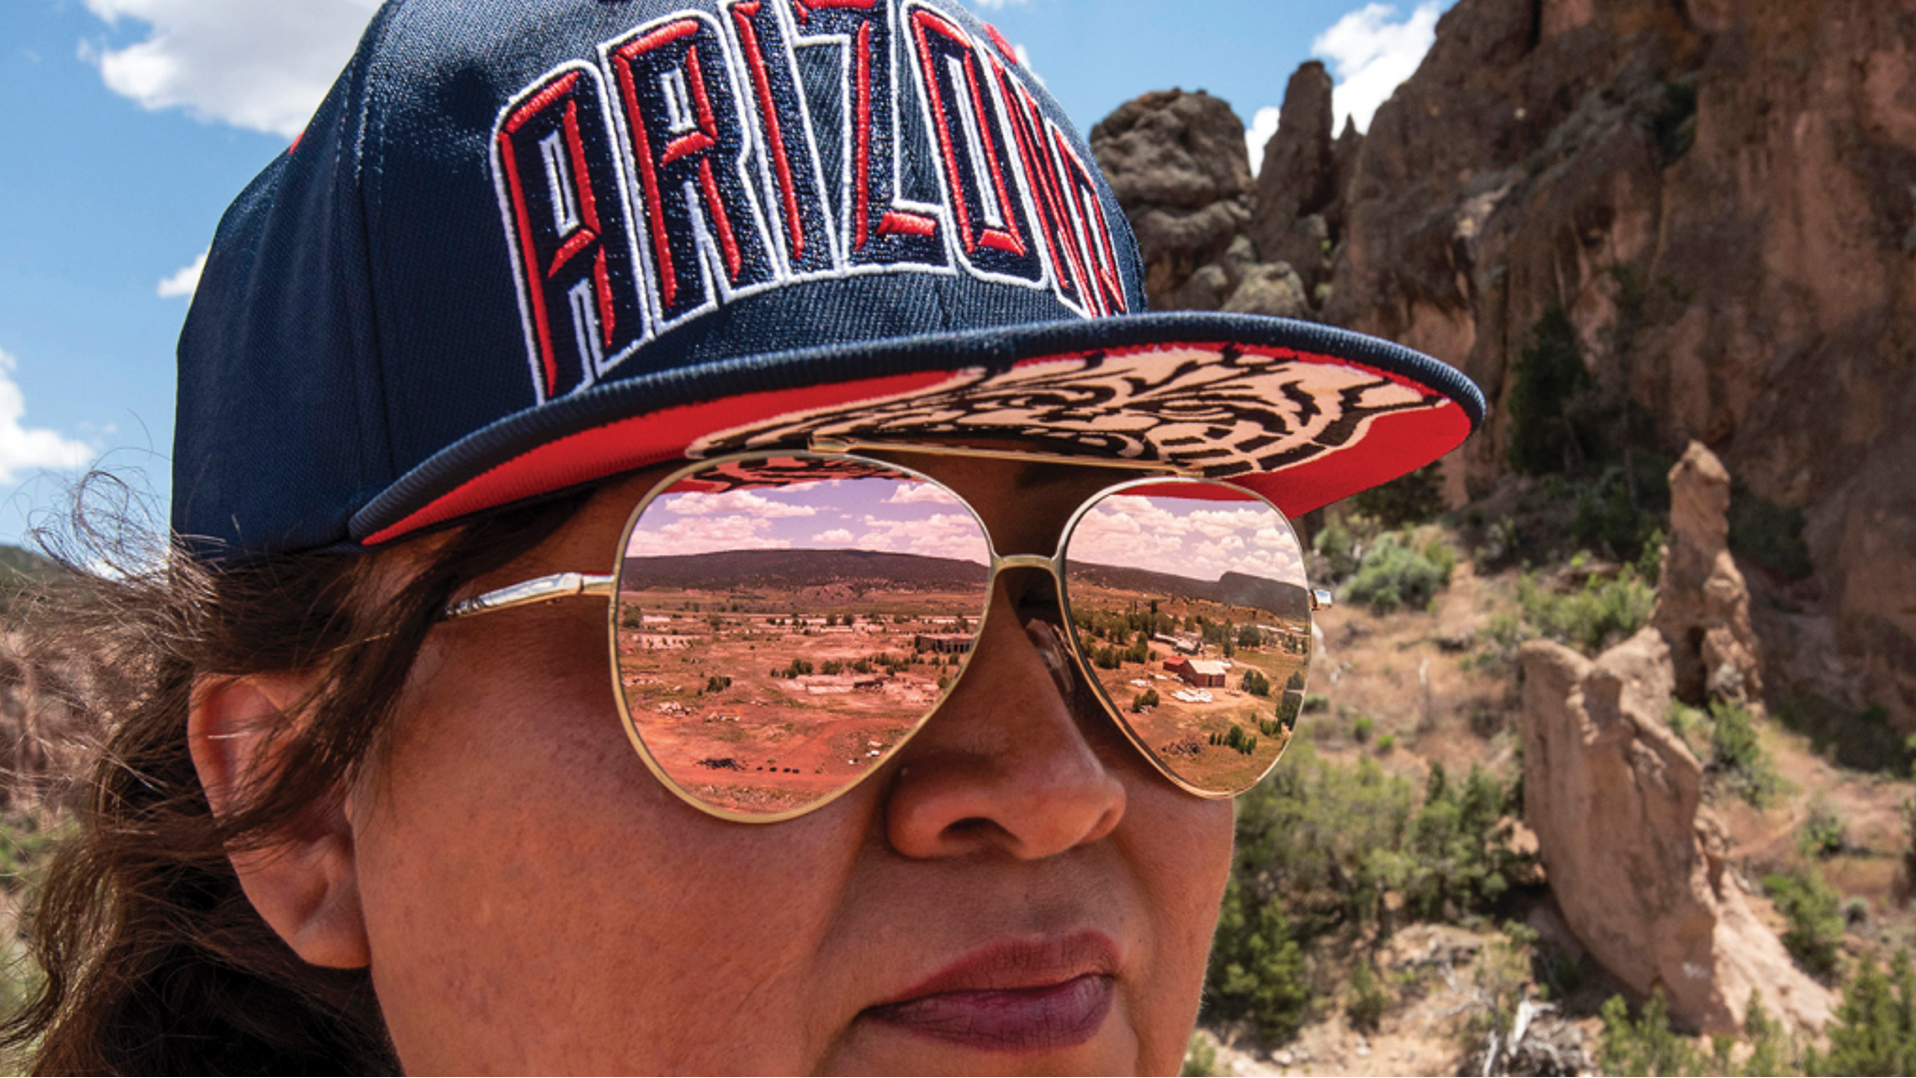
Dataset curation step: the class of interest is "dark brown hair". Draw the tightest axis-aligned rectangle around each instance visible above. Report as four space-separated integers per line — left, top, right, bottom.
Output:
0 475 592 1074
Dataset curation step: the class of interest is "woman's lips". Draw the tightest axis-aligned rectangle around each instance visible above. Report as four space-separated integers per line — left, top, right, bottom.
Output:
862 934 1119 1051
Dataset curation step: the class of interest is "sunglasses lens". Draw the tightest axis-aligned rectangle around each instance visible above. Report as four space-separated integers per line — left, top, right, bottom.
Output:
613 457 992 819
1063 482 1313 796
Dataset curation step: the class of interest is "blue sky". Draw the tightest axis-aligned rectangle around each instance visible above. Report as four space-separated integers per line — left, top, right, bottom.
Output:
0 0 1449 548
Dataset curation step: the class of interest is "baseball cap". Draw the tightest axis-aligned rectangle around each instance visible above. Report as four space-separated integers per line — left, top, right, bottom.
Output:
173 0 1484 561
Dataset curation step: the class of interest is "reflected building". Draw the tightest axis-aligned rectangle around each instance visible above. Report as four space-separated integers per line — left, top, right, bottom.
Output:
915 633 974 655
1166 657 1228 688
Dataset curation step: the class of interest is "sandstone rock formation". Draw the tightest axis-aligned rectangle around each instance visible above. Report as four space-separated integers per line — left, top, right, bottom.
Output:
1107 0 1916 731
1655 442 1764 705
1519 629 1831 1033
1089 91 1314 318
1247 61 1348 303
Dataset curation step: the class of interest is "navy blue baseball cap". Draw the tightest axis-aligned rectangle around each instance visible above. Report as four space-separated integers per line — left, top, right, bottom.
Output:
173 0 1483 560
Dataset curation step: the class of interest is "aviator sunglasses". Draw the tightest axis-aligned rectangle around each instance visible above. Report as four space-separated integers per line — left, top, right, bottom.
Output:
443 445 1329 822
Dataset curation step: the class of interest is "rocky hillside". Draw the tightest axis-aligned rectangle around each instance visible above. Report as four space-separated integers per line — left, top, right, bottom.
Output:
1090 0 1916 735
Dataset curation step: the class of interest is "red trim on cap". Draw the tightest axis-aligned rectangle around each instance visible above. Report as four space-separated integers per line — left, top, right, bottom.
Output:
1233 405 1471 517
361 369 961 546
361 342 1473 548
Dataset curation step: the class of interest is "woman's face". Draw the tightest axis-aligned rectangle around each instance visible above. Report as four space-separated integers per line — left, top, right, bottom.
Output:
345 455 1236 1074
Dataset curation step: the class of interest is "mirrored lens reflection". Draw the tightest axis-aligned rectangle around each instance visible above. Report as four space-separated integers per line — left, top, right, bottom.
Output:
1063 483 1313 795
614 457 992 817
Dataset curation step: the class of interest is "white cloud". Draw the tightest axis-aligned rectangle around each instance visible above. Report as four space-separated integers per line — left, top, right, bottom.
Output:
1067 494 1305 582
1311 1 1442 134
658 489 818 519
0 348 97 485
1245 105 1280 170
80 0 380 138
629 515 792 557
155 249 205 299
812 528 855 545
885 483 960 506
855 512 988 563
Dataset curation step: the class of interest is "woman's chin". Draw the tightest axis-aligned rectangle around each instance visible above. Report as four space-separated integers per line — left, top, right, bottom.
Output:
825 993 1146 1077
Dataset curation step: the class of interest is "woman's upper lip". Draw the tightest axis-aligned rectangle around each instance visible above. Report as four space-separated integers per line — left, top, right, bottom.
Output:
876 931 1121 1003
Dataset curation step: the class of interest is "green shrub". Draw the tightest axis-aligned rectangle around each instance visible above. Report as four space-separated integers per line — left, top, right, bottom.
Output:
1310 512 1393 584
1302 693 1330 714
1207 745 1530 1043
1666 702 1709 759
1507 303 1592 476
1346 532 1456 613
1803 797 1847 859
1571 465 1667 567
1345 959 1390 1032
1599 991 1700 1077
1652 76 1699 165
1131 688 1160 713
1229 743 1412 938
1351 715 1374 743
1180 1031 1221 1077
702 675 732 694
1206 875 1313 1044
1710 700 1782 807
1240 669 1271 697
1773 694 1911 777
1375 733 1396 754
1472 516 1524 573
1806 950 1916 1076
1729 486 1813 581
1515 567 1655 654
1764 865 1845 978
1394 763 1524 923
1350 462 1448 529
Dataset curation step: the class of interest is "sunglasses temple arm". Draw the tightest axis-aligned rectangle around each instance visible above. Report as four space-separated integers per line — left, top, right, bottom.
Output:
442 572 617 621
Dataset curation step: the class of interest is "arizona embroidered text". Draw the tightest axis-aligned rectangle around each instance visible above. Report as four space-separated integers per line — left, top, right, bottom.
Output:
491 0 1129 402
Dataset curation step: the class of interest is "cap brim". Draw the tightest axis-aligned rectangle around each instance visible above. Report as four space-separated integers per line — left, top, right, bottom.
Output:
351 311 1484 546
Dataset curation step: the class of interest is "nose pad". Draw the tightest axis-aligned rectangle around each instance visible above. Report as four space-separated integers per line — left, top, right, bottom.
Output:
995 566 1076 698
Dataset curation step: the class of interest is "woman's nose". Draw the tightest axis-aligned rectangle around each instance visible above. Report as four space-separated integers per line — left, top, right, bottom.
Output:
882 577 1128 860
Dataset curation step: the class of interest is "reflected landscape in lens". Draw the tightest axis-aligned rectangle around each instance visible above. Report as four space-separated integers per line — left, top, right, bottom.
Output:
614 458 990 817
1064 484 1312 794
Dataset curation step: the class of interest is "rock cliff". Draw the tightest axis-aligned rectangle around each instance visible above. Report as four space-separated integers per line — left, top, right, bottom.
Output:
1096 0 1916 731
1656 441 1764 705
1519 629 1832 1033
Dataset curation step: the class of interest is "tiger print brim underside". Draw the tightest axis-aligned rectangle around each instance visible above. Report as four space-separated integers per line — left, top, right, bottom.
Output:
352 312 1485 547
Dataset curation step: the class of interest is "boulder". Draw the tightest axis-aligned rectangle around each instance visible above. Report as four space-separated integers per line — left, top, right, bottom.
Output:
1654 441 1763 705
1089 90 1252 308
1221 261 1309 319
1520 629 1831 1033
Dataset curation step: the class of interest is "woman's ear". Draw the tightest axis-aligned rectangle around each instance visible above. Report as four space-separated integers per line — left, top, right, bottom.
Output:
189 673 372 970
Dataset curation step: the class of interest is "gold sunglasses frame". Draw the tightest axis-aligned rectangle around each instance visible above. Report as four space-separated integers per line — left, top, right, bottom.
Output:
443 442 1331 823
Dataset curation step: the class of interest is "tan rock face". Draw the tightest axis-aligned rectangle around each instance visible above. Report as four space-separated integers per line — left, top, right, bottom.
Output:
1249 61 1341 298
1519 629 1832 1033
1655 441 1763 705
1111 0 1916 728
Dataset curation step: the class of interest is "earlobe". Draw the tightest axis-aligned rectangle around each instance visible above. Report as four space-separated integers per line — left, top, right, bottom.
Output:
189 673 372 970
